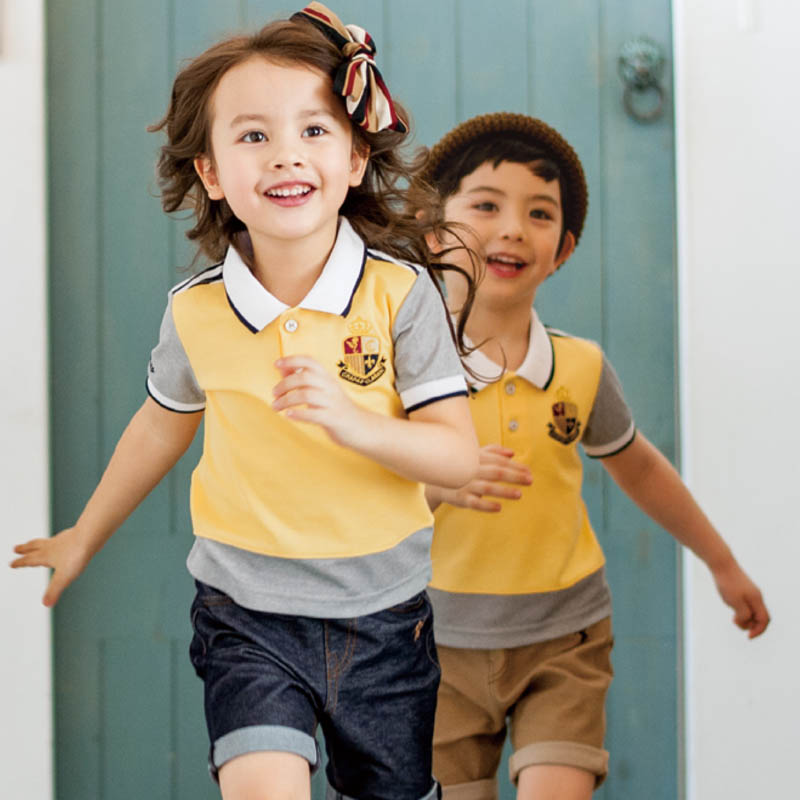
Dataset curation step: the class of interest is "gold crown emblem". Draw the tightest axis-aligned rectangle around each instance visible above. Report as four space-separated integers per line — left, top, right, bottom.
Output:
556 385 572 402
347 317 372 336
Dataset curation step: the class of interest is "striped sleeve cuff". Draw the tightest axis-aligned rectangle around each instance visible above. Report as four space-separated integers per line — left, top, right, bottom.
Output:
583 423 636 459
146 378 206 413
400 375 468 413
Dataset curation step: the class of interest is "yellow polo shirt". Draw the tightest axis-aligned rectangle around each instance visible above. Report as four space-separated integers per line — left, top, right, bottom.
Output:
147 219 467 616
429 312 635 646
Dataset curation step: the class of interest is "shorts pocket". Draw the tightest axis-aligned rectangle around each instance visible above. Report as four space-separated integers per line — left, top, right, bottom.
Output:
195 580 235 609
425 624 441 673
385 591 427 615
189 605 208 676
188 582 235 675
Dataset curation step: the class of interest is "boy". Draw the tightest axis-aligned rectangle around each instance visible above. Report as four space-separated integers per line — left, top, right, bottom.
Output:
422 112 769 800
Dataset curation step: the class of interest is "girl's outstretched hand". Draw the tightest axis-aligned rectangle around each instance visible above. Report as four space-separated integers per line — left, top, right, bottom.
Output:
429 444 532 512
11 527 91 607
272 355 368 448
711 558 771 638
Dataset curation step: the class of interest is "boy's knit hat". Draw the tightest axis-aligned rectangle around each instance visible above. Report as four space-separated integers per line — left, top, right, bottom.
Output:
422 112 588 244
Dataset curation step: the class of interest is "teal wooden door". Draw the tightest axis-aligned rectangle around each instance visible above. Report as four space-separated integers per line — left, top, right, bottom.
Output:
48 1 677 798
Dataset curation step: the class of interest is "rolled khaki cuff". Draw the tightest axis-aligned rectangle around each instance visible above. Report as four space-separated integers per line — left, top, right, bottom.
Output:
509 740 609 787
441 777 498 800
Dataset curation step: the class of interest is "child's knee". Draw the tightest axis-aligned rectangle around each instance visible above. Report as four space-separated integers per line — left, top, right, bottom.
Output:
218 751 311 800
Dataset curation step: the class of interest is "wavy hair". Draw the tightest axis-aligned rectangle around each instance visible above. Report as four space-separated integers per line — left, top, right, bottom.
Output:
148 14 476 360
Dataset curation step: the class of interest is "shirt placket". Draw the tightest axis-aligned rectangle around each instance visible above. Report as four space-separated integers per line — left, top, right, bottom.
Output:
277 310 301 358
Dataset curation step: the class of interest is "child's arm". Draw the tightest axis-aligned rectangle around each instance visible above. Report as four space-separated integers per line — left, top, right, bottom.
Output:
425 445 532 511
601 431 770 638
272 355 479 487
11 398 202 606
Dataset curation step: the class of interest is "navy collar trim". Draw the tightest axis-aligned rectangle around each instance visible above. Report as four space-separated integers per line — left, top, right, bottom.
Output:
464 310 555 391
222 218 367 333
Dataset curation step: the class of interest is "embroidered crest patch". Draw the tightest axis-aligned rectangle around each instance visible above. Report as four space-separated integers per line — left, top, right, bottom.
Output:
547 386 581 444
338 317 387 386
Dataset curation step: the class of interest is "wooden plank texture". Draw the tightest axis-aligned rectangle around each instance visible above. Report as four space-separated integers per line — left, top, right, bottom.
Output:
47 2 103 795
384 0 459 150
595 1 679 797
47 1 679 798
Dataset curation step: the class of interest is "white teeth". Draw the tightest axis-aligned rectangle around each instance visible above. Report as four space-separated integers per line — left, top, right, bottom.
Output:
490 256 524 267
267 185 312 197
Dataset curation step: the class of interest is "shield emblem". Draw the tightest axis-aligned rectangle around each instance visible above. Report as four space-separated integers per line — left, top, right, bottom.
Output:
552 400 578 437
344 335 381 377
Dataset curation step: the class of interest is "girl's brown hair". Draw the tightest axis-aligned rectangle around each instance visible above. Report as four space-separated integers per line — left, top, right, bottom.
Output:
148 14 476 359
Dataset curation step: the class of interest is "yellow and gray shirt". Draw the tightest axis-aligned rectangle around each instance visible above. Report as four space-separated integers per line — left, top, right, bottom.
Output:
147 219 467 617
429 311 635 647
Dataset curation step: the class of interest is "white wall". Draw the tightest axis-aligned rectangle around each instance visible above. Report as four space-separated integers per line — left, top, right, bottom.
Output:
674 0 798 797
0 1 52 797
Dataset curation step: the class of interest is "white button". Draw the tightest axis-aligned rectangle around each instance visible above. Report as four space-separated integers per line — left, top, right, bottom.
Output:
284 318 298 333
508 419 519 432
505 381 516 395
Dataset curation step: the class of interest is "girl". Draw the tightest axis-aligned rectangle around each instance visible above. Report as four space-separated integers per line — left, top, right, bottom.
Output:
12 5 479 799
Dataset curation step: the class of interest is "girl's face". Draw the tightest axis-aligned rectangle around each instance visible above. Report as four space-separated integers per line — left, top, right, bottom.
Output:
436 160 575 313
195 57 368 259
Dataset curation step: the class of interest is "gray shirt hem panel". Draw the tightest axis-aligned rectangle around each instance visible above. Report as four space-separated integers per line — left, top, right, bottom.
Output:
429 567 612 648
432 602 612 649
187 527 434 618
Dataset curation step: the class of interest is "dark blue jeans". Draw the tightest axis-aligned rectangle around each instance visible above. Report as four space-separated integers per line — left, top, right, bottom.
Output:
190 580 441 799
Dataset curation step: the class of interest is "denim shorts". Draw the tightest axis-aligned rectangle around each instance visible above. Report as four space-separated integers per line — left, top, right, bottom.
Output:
189 580 442 800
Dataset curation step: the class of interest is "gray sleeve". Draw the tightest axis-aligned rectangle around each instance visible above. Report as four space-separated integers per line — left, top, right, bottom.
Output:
146 293 205 412
582 353 636 458
391 271 467 412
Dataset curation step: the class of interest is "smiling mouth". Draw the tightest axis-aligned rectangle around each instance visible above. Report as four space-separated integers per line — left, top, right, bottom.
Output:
487 254 527 272
265 184 313 198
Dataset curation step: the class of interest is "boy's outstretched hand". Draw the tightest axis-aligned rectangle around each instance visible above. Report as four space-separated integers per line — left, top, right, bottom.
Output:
603 431 770 640
427 444 532 512
11 527 91 607
710 558 770 638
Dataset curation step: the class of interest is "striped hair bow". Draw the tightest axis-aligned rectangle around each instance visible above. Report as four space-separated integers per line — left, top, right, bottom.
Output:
292 2 407 134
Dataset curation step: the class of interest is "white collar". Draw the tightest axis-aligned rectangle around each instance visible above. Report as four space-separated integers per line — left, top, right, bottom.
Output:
222 218 367 332
464 309 554 391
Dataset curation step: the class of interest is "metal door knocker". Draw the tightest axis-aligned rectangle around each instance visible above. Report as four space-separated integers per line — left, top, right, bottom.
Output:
618 36 666 123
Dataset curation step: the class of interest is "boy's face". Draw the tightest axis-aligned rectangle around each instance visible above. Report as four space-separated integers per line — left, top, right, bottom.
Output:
194 57 368 259
437 160 574 311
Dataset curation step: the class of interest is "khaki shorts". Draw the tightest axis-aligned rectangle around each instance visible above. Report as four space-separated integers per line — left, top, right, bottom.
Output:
433 616 613 799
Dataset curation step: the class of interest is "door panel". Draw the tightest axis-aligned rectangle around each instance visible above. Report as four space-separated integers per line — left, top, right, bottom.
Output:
457 0 530 117
48 2 677 798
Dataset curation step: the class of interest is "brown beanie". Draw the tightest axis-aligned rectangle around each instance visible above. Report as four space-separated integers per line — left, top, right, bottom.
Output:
422 112 588 244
